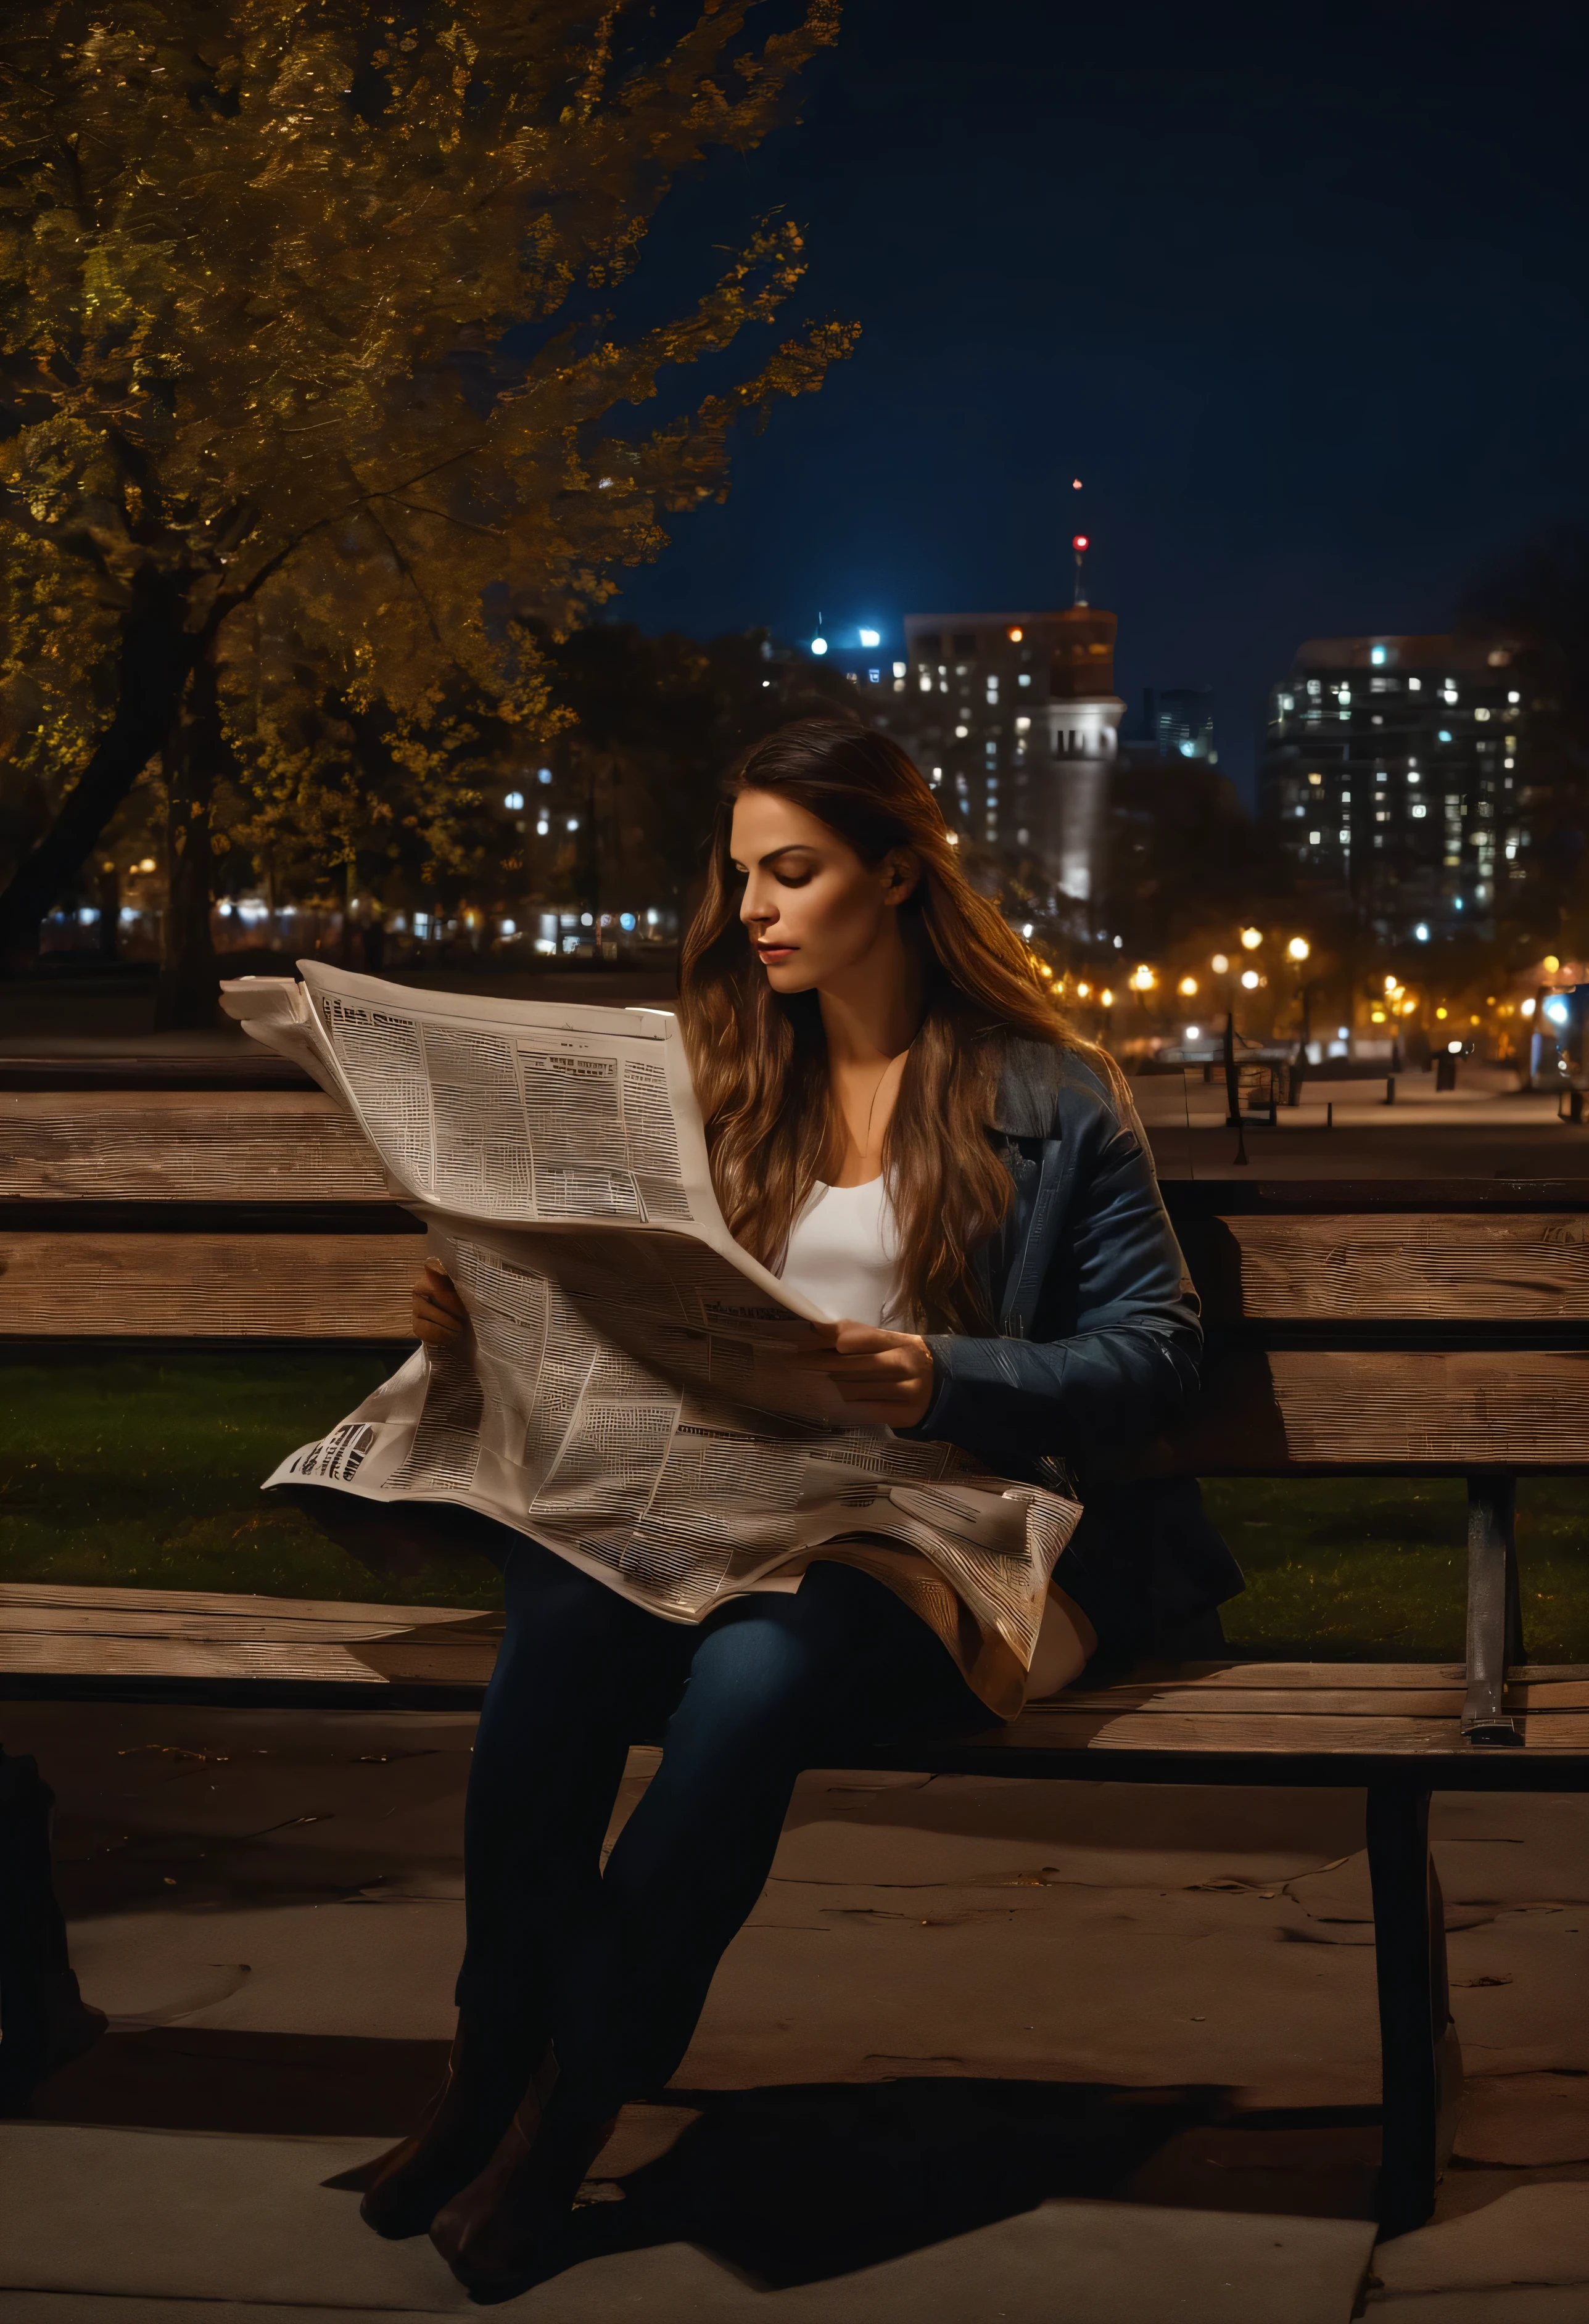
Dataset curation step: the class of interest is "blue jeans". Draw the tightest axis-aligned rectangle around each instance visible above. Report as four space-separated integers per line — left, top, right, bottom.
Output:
453 1537 991 2123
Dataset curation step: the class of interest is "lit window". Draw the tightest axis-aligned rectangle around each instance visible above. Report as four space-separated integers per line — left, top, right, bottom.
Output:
859 628 881 647
1438 731 1453 743
868 669 881 683
1015 715 1031 732
1308 829 1322 844
1308 770 1323 784
893 662 907 678
503 790 524 810
566 816 579 831
1475 707 1490 722
1411 803 1427 818
1018 674 1031 686
954 724 968 738
1307 680 1321 696
1408 770 1420 783
1508 690 1521 704
1408 677 1422 691
1339 829 1351 843
538 768 552 785
1371 645 1387 665
535 818 550 836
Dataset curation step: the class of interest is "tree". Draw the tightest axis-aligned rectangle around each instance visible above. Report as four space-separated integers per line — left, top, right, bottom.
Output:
534 620 852 917
0 0 851 1016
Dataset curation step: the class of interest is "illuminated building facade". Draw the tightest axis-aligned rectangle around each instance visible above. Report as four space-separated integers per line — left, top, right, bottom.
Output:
1260 633 1527 942
891 607 1125 928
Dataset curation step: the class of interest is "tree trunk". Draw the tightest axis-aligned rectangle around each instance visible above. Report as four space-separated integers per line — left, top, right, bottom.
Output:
154 658 225 1031
0 567 199 973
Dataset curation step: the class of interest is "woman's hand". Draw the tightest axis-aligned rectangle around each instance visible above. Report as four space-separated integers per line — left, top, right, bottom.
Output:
411 1258 468 1348
785 1321 936 1430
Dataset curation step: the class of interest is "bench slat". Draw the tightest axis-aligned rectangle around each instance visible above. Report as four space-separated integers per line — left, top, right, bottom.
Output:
1153 1347 1589 1472
0 1092 389 1203
1189 1213 1589 1322
0 1580 487 1625
1003 1707 1589 1753
0 1232 416 1335
0 1604 485 1646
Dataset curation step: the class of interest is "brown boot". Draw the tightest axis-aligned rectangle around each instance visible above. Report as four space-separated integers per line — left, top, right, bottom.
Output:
355 2017 550 2241
429 2092 618 2301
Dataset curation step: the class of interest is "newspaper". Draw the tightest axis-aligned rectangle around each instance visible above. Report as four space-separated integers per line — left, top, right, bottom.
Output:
220 962 1080 1679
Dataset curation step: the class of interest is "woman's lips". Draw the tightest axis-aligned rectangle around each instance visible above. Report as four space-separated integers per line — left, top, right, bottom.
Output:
756 944 796 962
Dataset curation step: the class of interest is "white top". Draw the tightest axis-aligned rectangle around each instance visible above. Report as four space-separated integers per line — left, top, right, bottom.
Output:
778 1176 906 1327
774 1169 1087 1707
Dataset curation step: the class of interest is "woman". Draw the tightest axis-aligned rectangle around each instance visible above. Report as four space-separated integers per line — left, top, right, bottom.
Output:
357 720 1231 2299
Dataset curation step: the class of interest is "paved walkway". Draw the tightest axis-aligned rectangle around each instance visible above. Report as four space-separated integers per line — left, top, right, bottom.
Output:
2 1700 1585 2318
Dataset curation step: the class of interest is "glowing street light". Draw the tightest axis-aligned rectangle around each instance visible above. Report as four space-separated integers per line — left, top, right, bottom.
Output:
1099 987 1115 1008
1211 952 1229 973
1286 936 1310 962
1076 982 1092 999
1239 926 1263 950
1128 965 1156 992
1178 975 1198 997
1240 968 1260 990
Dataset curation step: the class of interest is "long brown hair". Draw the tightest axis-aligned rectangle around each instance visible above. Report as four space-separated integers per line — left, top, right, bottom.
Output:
678 719 1129 1331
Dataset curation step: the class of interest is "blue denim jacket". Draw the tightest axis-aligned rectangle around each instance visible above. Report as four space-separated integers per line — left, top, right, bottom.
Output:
902 1037 1242 1654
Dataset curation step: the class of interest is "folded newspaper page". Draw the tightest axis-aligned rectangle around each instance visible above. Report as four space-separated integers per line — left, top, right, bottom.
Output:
220 963 1080 1684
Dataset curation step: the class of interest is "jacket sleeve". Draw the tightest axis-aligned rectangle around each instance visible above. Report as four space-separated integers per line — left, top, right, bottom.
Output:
906 1087 1202 1462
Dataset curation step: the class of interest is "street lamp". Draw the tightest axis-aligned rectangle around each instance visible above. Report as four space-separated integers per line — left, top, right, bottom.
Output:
1178 975 1198 997
1287 937 1310 962
1240 926 1263 950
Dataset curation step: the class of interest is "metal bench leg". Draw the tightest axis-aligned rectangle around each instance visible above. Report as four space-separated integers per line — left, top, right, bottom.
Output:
1368 1780 1456 2236
1463 1473 1522 1744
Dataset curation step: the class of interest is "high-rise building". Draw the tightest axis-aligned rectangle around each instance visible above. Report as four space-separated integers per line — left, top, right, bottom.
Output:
1260 633 1526 941
1137 685 1217 765
886 608 1125 928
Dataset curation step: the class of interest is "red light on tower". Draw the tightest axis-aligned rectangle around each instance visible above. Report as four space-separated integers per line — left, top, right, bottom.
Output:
1072 534 1089 552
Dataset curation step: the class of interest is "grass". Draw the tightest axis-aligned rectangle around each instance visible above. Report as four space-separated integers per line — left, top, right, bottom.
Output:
0 1350 501 1610
1204 1475 1589 1662
3 1353 1588 1659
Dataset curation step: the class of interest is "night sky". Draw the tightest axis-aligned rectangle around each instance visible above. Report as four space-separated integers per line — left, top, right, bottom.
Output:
613 0 1589 796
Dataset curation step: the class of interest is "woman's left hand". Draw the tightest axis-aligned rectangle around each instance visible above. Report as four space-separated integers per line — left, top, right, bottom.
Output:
785 1321 936 1430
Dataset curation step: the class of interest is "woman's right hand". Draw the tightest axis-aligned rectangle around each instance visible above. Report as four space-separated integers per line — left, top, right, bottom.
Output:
412 1258 468 1347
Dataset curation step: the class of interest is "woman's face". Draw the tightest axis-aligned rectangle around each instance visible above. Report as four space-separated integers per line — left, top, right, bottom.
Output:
729 787 918 996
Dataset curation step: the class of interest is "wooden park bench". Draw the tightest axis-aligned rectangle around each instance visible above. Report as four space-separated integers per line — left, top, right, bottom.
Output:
2 1060 1587 2236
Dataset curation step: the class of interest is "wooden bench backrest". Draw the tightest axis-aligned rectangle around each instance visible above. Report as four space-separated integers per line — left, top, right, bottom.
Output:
5 1087 1589 1475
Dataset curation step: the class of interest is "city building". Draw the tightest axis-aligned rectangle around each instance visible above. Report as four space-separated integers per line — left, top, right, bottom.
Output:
1135 685 1217 765
1260 633 1526 941
875 608 1125 929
